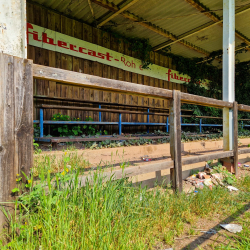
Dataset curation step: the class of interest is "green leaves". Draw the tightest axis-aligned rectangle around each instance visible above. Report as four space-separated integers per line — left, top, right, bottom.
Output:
11 188 20 193
50 114 92 137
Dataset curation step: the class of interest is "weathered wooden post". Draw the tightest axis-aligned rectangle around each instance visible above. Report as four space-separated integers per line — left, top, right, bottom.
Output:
169 90 182 192
233 101 238 176
0 54 33 231
0 0 32 232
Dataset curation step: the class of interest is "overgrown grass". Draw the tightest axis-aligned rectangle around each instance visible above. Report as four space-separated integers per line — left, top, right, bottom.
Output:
33 151 90 177
1 156 250 249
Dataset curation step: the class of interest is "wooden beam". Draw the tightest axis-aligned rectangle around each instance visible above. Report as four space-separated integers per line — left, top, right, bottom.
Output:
88 0 96 20
91 0 210 56
33 95 175 110
37 104 169 116
238 104 250 112
182 150 234 165
238 148 250 154
180 92 233 109
170 90 182 192
33 64 234 109
33 64 173 99
33 64 233 108
97 0 140 27
41 160 174 192
0 54 33 229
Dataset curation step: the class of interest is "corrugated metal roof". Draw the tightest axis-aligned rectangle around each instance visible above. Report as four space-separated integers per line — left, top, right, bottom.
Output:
126 0 213 36
30 0 250 64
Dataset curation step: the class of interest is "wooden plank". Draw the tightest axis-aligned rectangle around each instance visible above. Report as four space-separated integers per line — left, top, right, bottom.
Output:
73 19 83 120
48 135 170 143
0 54 15 229
163 55 169 110
33 95 176 110
92 28 102 124
38 104 169 115
124 43 132 133
182 151 234 165
82 23 93 120
78 161 173 186
41 160 174 193
131 61 138 134
180 92 233 108
137 74 144 131
102 30 111 133
168 57 173 91
170 90 182 192
233 102 238 176
110 34 119 134
0 54 33 229
238 148 250 154
77 160 173 186
238 104 250 112
33 64 233 108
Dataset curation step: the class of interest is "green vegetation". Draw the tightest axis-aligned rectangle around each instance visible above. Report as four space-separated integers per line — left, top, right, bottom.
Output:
1 153 250 249
51 113 83 136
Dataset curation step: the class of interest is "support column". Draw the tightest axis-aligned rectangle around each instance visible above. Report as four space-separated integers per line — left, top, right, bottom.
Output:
170 90 182 192
0 0 27 58
223 0 235 151
223 0 236 173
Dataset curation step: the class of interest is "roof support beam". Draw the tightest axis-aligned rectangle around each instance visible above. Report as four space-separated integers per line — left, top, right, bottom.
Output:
223 0 235 151
97 0 140 27
92 0 210 56
183 0 250 51
153 4 250 51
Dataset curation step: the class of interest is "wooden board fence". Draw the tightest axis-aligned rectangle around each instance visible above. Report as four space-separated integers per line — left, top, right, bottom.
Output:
27 2 188 134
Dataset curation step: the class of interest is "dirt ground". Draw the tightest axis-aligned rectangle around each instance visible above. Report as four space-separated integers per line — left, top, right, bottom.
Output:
165 165 250 250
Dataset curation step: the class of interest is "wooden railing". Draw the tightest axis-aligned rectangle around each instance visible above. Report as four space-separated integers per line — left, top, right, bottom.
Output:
2 53 250 229
31 64 250 192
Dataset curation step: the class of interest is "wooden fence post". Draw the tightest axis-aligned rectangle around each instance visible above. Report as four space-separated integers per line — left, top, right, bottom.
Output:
170 90 182 192
233 101 238 176
0 54 33 231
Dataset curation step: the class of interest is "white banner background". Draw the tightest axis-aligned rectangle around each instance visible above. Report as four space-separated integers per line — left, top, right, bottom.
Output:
27 23 208 88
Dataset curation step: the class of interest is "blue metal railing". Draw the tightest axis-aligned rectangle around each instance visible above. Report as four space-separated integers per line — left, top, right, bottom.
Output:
34 106 231 138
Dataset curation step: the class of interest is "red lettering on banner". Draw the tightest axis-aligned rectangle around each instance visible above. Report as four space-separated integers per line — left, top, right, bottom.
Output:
58 41 69 49
121 57 136 68
105 52 113 61
88 50 96 57
166 69 172 81
79 47 87 54
27 23 41 43
174 73 179 80
180 77 183 81
70 44 78 52
139 65 143 71
131 61 136 68
97 52 105 59
42 32 56 45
